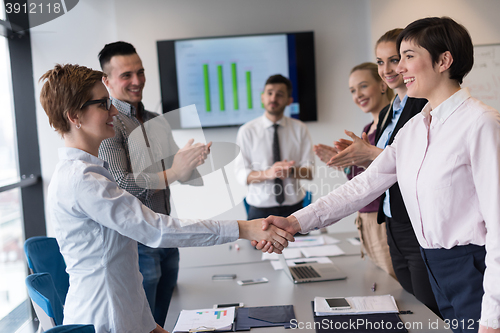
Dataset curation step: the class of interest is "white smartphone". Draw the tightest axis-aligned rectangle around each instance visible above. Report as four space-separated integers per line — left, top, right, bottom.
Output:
237 277 268 286
325 298 352 310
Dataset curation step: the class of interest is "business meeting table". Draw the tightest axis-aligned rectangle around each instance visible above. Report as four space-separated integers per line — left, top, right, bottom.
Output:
164 232 451 332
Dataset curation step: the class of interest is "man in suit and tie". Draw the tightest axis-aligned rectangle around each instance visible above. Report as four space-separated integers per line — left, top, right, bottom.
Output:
234 74 314 220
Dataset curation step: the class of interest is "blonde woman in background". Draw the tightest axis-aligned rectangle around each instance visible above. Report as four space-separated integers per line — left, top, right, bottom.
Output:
314 62 395 278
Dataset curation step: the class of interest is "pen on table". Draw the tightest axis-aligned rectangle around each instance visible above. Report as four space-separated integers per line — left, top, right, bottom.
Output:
371 283 376 292
294 260 317 265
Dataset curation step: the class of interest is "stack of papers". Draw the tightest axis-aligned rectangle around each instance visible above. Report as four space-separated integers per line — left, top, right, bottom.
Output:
314 295 399 316
287 235 326 247
301 244 345 257
173 307 235 332
261 236 345 261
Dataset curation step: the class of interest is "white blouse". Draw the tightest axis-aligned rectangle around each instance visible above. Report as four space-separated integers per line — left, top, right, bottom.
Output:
48 147 239 333
294 89 500 324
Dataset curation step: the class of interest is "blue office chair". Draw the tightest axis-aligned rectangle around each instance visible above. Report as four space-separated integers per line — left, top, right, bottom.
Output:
25 273 64 331
44 325 95 333
243 191 312 216
302 191 312 207
24 236 70 304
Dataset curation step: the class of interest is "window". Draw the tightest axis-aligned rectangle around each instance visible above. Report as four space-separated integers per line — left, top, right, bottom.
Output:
0 12 28 328
0 1 45 331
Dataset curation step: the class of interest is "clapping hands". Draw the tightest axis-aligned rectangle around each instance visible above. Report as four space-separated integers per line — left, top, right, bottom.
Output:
169 139 212 183
327 130 382 169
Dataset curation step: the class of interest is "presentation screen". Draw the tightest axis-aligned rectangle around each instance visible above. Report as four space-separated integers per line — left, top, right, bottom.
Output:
157 31 317 129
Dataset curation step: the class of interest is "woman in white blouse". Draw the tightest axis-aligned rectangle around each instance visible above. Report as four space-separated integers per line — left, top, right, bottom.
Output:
260 17 500 333
39 64 293 333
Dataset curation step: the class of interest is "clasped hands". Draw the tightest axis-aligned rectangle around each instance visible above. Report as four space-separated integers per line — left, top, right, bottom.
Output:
240 215 302 254
265 160 295 180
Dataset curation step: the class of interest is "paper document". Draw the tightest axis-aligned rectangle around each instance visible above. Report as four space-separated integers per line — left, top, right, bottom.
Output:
262 248 302 260
314 295 398 316
287 236 325 248
323 235 341 244
301 245 345 257
270 257 333 270
173 307 235 332
347 237 361 245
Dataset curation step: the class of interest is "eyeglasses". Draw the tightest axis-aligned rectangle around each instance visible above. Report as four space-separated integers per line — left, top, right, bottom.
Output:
81 97 112 111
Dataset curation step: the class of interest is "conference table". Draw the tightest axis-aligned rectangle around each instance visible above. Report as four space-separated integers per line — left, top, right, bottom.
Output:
164 232 451 332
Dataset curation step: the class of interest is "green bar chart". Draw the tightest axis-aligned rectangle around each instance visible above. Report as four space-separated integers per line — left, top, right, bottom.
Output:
202 63 256 112
246 71 253 109
217 65 225 111
203 64 211 112
175 34 289 127
231 63 239 110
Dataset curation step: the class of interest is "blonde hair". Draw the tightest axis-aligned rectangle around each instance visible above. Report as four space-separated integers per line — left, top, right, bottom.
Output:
350 62 394 101
39 64 103 136
376 28 403 47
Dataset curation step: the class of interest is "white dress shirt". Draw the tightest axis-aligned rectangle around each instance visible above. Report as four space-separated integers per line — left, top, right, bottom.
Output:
293 88 500 323
48 148 239 333
234 115 314 208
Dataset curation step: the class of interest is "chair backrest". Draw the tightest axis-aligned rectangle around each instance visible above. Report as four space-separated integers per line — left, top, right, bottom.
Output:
44 324 95 333
303 191 312 207
24 236 70 304
243 197 250 215
25 273 64 330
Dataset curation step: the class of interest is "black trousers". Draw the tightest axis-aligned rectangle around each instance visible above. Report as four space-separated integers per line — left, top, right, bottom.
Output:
421 245 485 333
385 216 441 318
247 200 303 220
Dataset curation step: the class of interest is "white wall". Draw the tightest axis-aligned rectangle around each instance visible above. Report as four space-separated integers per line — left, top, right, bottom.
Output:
33 0 372 234
370 0 500 47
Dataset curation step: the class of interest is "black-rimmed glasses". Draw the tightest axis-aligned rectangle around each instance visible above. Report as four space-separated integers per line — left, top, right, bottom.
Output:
81 97 112 110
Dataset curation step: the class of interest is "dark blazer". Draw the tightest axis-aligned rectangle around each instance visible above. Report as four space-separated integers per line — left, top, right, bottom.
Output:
375 97 428 224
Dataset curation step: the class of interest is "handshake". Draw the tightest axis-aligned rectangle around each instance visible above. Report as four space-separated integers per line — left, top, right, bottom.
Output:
237 215 303 254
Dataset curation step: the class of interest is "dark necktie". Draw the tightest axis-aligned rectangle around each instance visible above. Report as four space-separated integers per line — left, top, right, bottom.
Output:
273 124 285 205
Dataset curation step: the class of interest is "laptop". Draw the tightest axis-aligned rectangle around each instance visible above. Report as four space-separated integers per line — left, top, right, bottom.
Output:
279 254 347 284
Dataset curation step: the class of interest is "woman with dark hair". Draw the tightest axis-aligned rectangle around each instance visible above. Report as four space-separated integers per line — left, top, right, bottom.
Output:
40 64 293 333
316 29 440 317
262 17 500 333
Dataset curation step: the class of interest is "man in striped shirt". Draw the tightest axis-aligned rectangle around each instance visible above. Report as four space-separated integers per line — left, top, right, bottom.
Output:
97 41 209 327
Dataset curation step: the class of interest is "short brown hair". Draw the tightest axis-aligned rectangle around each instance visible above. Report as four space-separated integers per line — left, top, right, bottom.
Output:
397 17 473 84
39 64 103 135
265 74 293 96
350 62 394 101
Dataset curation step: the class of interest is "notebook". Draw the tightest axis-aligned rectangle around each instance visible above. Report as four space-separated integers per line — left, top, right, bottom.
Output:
278 253 347 283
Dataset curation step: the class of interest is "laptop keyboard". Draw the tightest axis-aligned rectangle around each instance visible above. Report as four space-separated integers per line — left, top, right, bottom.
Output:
290 265 321 279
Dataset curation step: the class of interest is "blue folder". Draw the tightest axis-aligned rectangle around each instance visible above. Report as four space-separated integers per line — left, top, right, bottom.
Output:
235 305 295 330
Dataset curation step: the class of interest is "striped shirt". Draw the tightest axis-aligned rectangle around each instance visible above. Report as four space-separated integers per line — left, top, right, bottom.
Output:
98 98 201 215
